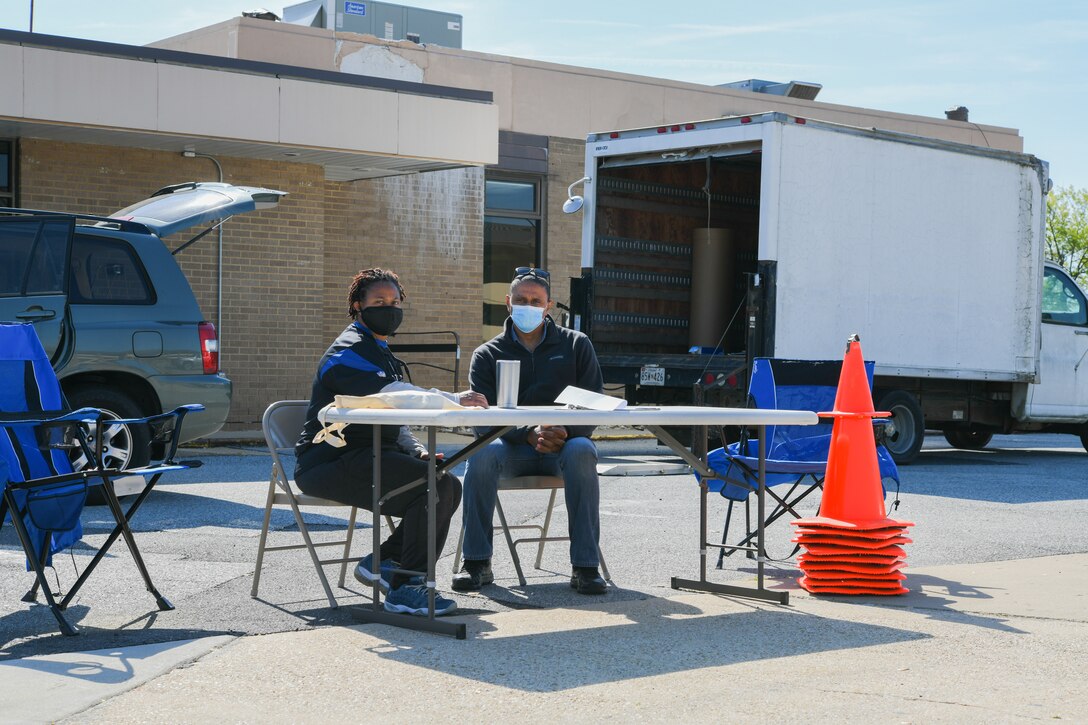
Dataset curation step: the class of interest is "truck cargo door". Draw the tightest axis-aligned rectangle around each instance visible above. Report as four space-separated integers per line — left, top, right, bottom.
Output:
1026 266 1088 419
0 216 74 362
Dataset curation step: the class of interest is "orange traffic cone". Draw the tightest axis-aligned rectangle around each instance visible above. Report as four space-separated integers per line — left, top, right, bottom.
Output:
799 544 906 560
791 334 914 596
805 334 895 529
796 558 906 575
799 578 909 595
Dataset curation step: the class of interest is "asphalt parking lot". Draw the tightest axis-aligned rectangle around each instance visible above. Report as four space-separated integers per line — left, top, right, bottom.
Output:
2 430 1085 659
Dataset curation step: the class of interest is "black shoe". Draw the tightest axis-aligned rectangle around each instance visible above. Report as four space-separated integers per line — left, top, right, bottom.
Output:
451 559 494 592
570 566 607 595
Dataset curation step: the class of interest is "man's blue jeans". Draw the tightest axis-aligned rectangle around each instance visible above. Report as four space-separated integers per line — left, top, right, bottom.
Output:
461 437 600 568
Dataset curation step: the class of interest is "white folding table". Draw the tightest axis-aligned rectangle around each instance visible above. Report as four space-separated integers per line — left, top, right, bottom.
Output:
319 404 818 639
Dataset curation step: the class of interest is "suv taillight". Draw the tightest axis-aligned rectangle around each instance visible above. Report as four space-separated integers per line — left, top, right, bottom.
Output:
198 322 219 374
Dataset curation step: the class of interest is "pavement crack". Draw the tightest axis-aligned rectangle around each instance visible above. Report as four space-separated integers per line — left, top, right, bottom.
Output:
813 687 1048 719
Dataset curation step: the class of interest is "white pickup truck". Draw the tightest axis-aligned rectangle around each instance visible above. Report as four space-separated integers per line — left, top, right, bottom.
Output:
566 112 1088 462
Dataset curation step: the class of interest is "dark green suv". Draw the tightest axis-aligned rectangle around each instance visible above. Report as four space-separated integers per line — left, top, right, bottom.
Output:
0 182 286 469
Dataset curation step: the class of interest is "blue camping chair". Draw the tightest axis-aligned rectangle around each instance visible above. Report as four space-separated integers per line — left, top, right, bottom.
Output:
0 323 204 636
700 357 900 565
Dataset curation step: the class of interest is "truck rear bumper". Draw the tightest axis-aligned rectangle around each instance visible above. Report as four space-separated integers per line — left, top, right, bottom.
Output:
598 352 747 389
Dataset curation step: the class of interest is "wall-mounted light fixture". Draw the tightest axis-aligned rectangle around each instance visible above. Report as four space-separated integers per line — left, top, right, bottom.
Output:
562 176 590 214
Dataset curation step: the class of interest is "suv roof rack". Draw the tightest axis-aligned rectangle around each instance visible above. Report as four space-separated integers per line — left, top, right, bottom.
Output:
0 207 151 234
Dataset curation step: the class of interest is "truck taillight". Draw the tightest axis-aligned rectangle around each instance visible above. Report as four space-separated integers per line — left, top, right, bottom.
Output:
198 322 219 374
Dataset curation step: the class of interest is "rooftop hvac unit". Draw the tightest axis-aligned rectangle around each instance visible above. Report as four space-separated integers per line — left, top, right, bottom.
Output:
283 0 463 48
719 78 822 101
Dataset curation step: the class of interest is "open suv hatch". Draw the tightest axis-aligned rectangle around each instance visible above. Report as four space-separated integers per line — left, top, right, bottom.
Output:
0 182 287 470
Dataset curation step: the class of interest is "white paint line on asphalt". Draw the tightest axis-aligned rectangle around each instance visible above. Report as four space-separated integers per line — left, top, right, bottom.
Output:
599 509 668 519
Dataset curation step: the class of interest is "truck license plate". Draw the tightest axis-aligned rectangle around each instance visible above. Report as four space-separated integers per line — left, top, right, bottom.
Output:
640 365 665 386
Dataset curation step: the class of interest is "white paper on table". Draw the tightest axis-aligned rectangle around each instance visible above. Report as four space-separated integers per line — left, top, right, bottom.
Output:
555 385 628 411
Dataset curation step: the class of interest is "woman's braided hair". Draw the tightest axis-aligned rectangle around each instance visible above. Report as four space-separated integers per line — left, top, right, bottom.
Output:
346 268 406 318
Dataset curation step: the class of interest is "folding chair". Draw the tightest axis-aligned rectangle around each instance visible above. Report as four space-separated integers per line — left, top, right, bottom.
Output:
253 400 368 609
0 323 203 635
703 357 899 566
452 475 611 586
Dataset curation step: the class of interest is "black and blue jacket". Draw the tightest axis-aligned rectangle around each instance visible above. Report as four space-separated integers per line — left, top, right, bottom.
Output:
296 322 405 464
470 316 604 445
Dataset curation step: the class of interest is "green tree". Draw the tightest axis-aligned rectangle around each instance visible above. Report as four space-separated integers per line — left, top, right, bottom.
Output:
1046 185 1088 285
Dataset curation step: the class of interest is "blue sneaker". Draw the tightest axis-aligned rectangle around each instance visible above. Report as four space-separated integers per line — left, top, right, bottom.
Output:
354 554 397 594
383 583 457 617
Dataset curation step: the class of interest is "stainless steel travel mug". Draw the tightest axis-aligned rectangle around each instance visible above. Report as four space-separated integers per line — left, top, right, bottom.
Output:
496 359 521 408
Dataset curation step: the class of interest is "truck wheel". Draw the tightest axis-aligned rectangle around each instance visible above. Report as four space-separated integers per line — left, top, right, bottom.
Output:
66 387 152 505
1081 427 1088 454
876 390 925 464
943 429 993 450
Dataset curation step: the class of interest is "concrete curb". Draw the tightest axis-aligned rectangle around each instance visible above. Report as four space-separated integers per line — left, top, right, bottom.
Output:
0 635 235 723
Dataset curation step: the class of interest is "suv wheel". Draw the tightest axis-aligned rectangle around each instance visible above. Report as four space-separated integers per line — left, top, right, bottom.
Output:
66 387 151 504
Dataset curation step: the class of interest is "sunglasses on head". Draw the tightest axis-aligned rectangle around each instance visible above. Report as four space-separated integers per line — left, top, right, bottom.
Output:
514 266 550 281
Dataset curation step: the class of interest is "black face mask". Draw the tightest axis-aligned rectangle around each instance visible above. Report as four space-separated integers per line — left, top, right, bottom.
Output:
359 306 404 336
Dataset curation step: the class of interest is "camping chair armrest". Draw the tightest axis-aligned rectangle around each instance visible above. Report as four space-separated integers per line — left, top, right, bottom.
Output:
0 407 104 427
110 404 205 465
109 404 205 427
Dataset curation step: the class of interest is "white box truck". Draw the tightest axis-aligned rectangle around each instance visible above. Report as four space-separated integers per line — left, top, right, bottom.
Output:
566 112 1088 462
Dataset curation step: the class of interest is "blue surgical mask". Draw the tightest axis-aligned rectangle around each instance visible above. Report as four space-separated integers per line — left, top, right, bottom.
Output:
510 304 545 333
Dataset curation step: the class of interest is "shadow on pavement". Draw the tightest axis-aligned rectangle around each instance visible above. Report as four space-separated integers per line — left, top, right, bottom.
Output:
362 594 928 692
55 489 365 535
747 565 1028 635
813 572 1028 634
0 602 238 663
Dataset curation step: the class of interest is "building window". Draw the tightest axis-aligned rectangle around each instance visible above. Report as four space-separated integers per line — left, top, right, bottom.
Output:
0 140 13 208
483 174 541 339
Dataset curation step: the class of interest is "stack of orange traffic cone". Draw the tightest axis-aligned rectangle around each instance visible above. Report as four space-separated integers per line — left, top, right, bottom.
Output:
790 334 914 595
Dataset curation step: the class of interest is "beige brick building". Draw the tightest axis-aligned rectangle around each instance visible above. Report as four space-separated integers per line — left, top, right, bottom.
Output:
0 19 1026 431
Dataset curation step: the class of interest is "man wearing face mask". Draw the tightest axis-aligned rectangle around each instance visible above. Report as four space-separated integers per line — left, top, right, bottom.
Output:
453 266 608 595
295 268 488 617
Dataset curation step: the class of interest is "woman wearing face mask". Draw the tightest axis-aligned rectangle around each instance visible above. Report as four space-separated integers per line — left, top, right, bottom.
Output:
295 268 487 617
452 266 609 596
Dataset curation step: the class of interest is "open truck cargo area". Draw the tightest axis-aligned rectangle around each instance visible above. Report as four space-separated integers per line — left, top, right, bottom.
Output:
569 112 1088 461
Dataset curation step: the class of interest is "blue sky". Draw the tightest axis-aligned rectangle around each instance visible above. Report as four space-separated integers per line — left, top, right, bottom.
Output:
2 1 1086 188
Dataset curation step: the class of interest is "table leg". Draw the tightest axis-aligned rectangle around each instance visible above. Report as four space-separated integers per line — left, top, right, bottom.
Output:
663 423 789 605
371 427 381 610
348 424 466 639
697 425 708 584
427 426 437 618
757 425 767 593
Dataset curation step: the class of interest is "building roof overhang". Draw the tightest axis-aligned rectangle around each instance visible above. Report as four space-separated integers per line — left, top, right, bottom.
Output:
0 29 498 181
